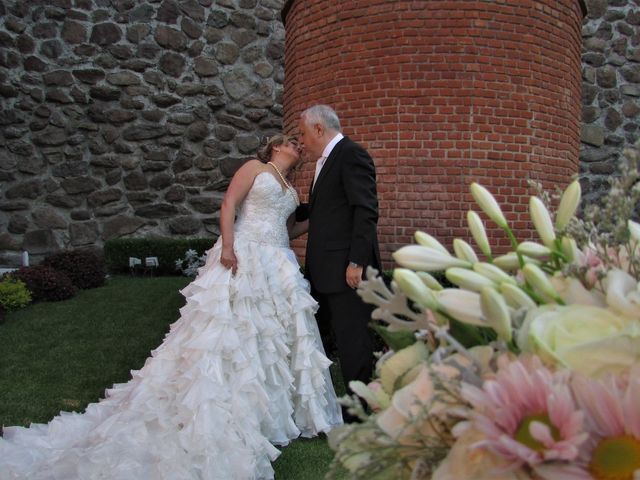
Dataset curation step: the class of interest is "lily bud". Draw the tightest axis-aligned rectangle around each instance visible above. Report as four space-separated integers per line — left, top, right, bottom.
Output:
561 237 578 263
500 283 536 309
529 196 556 248
446 267 496 292
493 252 521 270
393 245 472 272
470 183 508 229
522 263 561 303
517 241 552 259
466 210 492 258
414 231 450 255
437 288 484 326
493 252 539 270
629 220 640 245
555 180 581 230
480 287 512 342
393 268 438 310
416 271 443 291
453 238 479 264
473 262 516 285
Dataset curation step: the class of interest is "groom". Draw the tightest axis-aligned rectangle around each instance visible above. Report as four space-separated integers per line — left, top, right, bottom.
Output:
298 105 380 416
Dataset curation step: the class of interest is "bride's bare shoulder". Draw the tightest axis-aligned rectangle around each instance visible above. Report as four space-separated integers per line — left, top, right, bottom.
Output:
236 158 267 175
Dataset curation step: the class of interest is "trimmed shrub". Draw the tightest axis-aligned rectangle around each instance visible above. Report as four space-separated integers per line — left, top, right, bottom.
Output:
0 276 32 312
43 250 106 289
10 265 77 302
104 237 215 275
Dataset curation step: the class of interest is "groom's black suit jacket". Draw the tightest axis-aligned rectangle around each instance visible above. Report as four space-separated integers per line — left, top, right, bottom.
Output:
304 136 381 294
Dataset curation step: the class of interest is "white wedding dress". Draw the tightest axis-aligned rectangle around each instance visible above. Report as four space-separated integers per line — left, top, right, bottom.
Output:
0 172 343 480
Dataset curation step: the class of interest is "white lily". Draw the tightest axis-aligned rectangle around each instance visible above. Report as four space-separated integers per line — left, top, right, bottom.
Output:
517 241 552 259
453 238 479 264
480 287 512 341
492 252 521 270
414 231 450 255
393 245 472 272
470 183 508 229
437 288 484 326
522 263 561 303
629 220 640 244
500 282 536 309
473 262 516 285
393 268 439 310
379 341 430 394
555 180 581 230
446 267 496 292
467 210 492 258
416 271 443 291
493 253 540 270
529 196 556 248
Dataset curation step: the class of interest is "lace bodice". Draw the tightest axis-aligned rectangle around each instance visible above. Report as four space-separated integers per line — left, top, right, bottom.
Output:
234 172 299 247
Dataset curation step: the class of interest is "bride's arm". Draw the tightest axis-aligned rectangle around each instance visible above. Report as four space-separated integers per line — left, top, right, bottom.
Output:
219 160 262 273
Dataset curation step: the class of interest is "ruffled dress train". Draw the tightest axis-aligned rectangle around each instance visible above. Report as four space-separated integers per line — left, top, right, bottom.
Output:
0 172 343 480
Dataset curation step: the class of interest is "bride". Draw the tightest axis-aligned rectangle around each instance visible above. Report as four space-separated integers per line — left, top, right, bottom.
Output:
0 134 343 480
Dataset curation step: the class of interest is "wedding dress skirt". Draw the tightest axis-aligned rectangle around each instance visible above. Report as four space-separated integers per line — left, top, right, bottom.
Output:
0 172 343 480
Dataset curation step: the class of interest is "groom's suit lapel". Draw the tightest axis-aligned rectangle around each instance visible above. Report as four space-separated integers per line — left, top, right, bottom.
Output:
309 138 345 207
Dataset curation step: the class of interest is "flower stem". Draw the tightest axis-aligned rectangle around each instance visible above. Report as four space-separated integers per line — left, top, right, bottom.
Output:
504 226 525 268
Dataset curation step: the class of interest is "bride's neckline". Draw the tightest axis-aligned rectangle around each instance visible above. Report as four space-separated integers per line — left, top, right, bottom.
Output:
256 170 300 206
267 162 293 188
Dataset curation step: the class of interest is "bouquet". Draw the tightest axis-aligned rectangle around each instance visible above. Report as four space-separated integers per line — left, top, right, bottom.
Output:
328 141 640 480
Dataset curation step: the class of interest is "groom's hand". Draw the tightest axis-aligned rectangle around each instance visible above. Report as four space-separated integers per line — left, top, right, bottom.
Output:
346 263 363 289
295 203 309 222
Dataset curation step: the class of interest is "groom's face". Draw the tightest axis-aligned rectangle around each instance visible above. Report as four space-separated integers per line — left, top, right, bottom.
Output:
298 118 323 161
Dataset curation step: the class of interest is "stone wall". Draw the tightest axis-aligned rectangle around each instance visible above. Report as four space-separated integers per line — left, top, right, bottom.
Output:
581 0 640 203
0 0 285 264
1 0 638 266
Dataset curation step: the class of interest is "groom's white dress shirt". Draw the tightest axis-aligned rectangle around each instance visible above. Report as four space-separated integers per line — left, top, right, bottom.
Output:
312 132 344 191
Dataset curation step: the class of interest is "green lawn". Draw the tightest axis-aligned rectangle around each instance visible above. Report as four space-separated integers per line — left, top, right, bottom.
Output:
0 275 346 479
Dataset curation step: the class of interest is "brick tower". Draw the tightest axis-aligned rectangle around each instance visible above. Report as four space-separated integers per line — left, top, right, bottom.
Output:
282 0 586 266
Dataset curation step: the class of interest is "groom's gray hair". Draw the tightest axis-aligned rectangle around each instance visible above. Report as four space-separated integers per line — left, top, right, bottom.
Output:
301 105 341 132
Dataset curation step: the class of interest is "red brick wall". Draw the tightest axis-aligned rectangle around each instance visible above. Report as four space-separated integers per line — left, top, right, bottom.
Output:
283 1 584 268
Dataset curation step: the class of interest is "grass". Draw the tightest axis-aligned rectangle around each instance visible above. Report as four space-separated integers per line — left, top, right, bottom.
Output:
0 275 347 479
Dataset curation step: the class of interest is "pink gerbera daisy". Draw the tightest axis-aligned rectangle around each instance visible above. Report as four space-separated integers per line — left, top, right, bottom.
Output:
461 356 588 470
536 366 640 480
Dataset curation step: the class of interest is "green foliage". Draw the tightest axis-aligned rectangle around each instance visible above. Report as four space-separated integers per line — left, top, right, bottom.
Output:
371 323 416 351
0 275 341 479
43 250 106 289
10 265 77 302
0 275 190 426
0 276 32 312
274 437 347 480
104 237 215 275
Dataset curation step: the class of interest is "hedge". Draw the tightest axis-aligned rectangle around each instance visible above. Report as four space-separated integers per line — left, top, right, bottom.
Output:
104 237 216 275
43 250 106 289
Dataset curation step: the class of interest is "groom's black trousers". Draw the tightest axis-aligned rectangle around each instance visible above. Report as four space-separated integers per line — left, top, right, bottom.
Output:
312 286 375 391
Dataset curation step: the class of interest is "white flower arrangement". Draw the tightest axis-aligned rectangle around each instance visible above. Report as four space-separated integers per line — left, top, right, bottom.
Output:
328 141 640 480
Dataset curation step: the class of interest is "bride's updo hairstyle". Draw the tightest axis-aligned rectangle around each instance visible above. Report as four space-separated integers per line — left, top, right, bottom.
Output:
256 134 294 162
